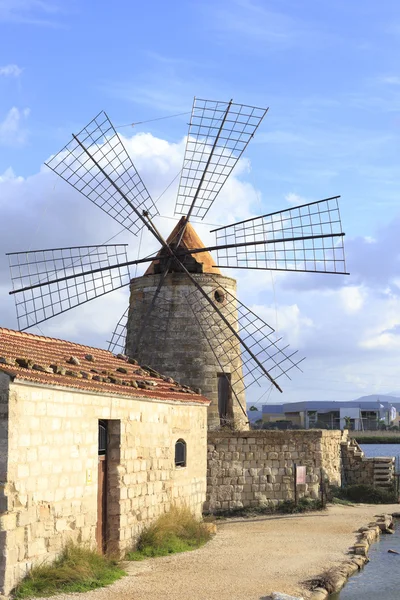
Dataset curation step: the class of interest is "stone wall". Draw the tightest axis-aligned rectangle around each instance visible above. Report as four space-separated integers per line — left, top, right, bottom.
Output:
0 378 208 595
205 430 344 513
341 438 395 487
126 272 248 431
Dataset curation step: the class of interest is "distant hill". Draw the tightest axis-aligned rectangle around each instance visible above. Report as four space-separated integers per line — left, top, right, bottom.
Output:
353 394 400 404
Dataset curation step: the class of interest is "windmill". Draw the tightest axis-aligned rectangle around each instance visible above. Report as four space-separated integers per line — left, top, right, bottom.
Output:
7 98 348 430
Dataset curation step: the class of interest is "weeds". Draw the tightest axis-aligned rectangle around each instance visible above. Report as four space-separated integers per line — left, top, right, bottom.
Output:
331 496 354 506
333 484 398 504
126 505 212 561
304 568 339 594
13 543 125 598
209 497 324 519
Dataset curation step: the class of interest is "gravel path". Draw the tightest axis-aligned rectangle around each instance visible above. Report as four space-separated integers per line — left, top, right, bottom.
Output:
39 504 399 600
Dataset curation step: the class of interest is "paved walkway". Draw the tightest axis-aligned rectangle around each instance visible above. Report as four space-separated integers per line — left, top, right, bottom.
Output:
44 504 399 600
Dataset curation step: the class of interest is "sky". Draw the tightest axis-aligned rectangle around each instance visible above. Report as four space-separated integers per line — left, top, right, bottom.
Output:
1 0 400 407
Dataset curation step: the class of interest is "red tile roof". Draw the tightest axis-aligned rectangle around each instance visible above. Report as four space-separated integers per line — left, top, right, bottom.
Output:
0 328 209 405
144 217 221 275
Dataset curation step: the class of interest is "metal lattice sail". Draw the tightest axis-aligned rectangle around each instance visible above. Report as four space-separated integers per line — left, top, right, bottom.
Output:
7 97 349 421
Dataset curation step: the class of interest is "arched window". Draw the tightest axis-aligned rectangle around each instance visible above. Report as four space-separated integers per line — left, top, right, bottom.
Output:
175 439 187 467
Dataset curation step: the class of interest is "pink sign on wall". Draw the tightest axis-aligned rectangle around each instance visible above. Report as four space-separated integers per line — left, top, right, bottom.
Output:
296 465 306 485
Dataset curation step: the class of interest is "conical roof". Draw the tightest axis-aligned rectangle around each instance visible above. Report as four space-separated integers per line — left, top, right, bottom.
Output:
144 217 221 275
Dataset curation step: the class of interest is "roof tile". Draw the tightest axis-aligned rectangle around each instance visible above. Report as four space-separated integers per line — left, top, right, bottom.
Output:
0 327 209 405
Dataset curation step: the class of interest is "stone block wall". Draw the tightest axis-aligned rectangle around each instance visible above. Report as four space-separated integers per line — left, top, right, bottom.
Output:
0 378 208 595
126 273 248 431
205 429 344 513
341 438 395 487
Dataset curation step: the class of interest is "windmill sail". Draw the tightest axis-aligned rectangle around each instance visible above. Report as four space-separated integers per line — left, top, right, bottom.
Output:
211 196 348 274
107 307 129 354
7 245 130 330
185 277 304 395
45 111 159 236
174 98 268 220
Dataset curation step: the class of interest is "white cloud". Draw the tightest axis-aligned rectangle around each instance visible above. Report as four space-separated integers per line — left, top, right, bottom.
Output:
340 286 365 314
0 107 30 147
2 129 400 403
379 75 400 85
284 192 307 205
0 0 62 26
0 64 22 77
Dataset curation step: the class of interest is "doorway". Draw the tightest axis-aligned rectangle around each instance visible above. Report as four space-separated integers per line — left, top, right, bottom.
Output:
96 420 107 553
217 372 233 426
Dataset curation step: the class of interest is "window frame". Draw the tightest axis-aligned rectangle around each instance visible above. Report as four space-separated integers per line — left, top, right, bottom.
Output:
174 438 187 468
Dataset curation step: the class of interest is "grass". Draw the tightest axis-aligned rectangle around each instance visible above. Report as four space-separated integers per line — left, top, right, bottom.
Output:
13 543 126 599
126 505 213 561
332 484 399 504
331 496 354 506
353 436 400 443
209 497 324 519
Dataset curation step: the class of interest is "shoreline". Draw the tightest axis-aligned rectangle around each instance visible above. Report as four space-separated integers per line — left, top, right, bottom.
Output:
307 511 398 600
26 503 400 600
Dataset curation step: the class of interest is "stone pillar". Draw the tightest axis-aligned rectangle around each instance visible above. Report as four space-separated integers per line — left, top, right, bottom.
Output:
126 272 248 431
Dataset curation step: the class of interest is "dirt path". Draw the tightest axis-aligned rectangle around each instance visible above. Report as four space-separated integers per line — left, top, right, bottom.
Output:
48 504 399 600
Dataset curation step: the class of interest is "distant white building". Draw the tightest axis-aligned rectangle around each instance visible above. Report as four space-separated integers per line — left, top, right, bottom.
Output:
261 398 400 430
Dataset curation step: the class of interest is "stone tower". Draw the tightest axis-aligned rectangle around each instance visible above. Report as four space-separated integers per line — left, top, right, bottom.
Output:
125 218 248 431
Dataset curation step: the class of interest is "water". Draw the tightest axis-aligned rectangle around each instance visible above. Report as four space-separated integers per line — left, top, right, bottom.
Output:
330 521 400 600
331 443 400 599
360 443 400 464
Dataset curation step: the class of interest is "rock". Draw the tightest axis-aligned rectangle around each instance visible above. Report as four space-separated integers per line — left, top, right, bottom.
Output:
32 364 53 373
309 589 328 600
271 593 304 600
0 356 14 365
67 356 80 366
137 380 152 390
84 354 94 362
16 358 33 369
79 371 92 380
65 370 82 378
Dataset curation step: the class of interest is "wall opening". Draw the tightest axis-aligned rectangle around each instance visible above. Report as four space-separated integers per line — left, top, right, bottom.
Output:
217 373 233 426
175 439 187 467
105 420 121 555
96 420 107 553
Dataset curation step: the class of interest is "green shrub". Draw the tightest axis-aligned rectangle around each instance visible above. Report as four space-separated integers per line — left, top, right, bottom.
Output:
209 497 324 519
335 484 398 504
13 542 125 598
126 505 212 561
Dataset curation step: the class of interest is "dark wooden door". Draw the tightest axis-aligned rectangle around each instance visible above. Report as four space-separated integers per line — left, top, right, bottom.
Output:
218 372 233 425
96 455 107 553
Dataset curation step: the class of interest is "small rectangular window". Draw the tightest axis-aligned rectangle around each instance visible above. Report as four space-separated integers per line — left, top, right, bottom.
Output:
218 373 233 425
175 439 186 467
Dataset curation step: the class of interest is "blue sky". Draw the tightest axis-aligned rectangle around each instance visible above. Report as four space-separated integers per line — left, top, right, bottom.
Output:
1 0 400 405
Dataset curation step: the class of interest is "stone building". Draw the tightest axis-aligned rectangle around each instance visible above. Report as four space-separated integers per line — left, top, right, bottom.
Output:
126 218 248 431
0 327 209 595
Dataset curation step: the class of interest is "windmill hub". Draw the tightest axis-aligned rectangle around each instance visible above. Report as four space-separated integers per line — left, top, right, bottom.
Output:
8 97 347 432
